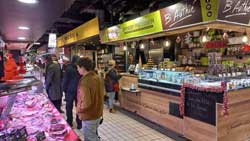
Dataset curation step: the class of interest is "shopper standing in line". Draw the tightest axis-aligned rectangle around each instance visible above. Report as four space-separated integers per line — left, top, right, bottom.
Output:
63 55 82 129
45 54 63 112
77 57 104 141
105 60 120 113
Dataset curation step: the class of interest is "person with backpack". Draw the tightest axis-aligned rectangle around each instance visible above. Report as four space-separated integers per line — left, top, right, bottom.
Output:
105 60 120 113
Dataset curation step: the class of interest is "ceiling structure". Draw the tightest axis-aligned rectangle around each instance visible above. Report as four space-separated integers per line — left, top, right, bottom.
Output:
0 0 75 49
0 0 182 51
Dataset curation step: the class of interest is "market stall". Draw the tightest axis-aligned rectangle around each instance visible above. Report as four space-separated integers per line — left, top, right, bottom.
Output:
0 75 80 141
100 0 250 141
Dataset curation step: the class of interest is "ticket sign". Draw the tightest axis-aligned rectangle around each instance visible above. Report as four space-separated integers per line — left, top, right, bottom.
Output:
218 0 250 25
160 0 203 30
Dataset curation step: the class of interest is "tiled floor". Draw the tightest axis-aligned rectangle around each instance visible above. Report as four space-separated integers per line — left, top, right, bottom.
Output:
62 101 175 141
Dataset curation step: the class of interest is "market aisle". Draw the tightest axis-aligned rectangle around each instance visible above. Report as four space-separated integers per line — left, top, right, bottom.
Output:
61 102 174 141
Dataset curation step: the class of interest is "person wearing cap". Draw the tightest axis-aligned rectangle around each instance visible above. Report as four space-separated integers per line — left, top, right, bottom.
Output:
76 57 104 141
105 60 120 113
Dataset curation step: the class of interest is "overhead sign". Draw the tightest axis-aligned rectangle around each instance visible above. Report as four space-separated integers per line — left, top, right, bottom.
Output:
48 33 57 48
101 11 163 42
57 17 100 47
160 0 202 30
218 0 250 24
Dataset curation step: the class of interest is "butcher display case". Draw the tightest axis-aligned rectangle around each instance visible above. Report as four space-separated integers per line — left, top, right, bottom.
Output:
0 75 42 96
0 91 79 141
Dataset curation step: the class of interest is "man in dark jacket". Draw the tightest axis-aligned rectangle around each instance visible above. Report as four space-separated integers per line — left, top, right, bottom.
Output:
62 55 82 129
45 55 63 112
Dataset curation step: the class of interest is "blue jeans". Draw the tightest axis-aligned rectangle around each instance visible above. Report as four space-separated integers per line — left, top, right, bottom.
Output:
107 92 115 109
82 118 101 141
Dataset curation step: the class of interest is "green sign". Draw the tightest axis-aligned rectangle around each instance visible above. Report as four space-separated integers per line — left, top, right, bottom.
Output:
101 11 163 42
200 0 218 22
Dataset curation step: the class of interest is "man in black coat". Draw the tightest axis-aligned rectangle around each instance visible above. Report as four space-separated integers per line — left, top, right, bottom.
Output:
62 55 82 129
45 55 63 112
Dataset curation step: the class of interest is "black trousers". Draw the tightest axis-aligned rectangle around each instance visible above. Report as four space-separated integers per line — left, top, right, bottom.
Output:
51 99 62 112
66 92 81 128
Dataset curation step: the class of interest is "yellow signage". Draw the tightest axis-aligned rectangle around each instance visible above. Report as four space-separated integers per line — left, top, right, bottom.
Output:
57 17 100 47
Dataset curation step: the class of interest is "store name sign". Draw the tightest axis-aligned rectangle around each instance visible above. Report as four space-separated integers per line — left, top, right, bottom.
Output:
101 11 163 42
218 0 250 24
223 0 250 18
160 0 203 30
48 33 57 48
57 17 99 47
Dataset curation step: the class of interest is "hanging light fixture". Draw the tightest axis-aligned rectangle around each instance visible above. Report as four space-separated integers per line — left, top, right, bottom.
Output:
202 35 208 43
242 31 248 43
164 40 171 47
140 43 145 49
123 45 127 51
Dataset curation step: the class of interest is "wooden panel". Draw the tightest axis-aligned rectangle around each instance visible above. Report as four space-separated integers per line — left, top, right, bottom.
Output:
228 88 250 104
184 117 216 141
217 100 250 141
119 74 138 89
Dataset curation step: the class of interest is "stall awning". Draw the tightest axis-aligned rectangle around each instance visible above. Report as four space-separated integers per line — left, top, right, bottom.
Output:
100 0 250 44
57 17 100 48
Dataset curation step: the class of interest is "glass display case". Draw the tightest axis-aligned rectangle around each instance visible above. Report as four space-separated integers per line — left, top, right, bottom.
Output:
138 69 192 96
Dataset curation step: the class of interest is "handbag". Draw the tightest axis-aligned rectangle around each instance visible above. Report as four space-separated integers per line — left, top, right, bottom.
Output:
113 82 120 92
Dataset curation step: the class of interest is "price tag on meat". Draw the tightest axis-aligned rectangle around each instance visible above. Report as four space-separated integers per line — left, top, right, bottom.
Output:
36 131 46 141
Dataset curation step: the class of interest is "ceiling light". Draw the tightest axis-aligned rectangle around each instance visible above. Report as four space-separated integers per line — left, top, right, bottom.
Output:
18 37 26 40
18 26 30 30
17 0 38 4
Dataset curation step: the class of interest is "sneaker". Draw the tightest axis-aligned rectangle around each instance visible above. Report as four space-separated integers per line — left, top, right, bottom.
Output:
109 109 116 113
77 125 82 130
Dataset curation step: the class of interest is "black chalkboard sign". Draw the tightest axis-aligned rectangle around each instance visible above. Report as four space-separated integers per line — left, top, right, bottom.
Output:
36 131 46 141
184 87 224 125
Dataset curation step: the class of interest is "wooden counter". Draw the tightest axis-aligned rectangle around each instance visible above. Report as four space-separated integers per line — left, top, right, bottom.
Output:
119 74 250 141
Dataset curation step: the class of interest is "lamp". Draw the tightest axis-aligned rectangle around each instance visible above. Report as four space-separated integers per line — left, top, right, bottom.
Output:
242 31 248 43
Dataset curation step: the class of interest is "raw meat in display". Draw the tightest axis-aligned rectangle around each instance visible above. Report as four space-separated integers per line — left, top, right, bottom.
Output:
0 92 79 141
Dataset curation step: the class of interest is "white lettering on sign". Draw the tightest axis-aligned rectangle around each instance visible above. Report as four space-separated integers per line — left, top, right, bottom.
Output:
163 1 196 28
223 0 250 18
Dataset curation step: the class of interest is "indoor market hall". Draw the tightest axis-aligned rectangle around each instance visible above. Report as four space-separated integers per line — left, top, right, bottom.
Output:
1 0 250 141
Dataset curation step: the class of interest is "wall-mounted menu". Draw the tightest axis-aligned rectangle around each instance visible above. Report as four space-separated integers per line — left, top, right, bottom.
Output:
184 87 224 125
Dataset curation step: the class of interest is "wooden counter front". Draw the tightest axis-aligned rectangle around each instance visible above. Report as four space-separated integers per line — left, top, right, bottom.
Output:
119 75 250 141
120 88 183 134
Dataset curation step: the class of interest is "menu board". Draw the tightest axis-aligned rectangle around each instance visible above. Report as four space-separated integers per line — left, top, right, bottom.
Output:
184 87 224 125
218 0 250 24
160 0 202 30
